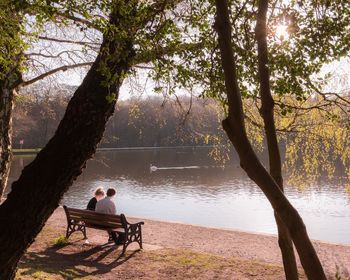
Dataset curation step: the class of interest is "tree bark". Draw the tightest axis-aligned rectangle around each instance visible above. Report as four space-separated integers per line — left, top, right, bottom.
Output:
214 1 326 279
0 2 22 201
0 5 135 279
255 1 298 279
0 79 15 199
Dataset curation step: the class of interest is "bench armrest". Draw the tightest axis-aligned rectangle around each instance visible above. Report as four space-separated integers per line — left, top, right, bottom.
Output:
121 214 144 227
126 221 144 230
123 220 144 234
128 221 144 226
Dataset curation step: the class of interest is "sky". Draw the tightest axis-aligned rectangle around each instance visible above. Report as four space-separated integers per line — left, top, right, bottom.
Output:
35 54 350 102
22 3 350 100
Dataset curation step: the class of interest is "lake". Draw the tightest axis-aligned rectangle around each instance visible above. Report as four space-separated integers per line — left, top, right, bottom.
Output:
7 147 350 244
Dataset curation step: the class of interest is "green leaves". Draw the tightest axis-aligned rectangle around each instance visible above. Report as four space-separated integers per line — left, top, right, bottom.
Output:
0 1 23 80
106 92 117 103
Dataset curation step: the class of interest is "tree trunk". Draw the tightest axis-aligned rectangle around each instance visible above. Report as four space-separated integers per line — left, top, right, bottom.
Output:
0 6 135 279
214 1 326 279
0 79 15 199
255 1 298 279
0 3 22 201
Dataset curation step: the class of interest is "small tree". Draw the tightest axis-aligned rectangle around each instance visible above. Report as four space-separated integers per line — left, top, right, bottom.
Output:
213 0 342 278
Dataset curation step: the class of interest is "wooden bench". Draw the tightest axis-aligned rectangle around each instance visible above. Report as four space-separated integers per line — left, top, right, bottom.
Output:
63 205 144 255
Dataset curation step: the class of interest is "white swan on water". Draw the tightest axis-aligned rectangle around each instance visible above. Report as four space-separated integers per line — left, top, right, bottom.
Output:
150 164 204 173
150 164 224 173
150 164 158 172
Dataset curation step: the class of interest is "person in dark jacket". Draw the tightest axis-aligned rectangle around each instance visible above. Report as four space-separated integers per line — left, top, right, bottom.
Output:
86 187 105 211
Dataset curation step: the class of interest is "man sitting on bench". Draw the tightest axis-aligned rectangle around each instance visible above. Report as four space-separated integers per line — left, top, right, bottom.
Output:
96 188 124 245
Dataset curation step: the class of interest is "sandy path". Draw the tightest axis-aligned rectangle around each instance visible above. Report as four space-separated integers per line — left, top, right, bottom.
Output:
48 207 350 278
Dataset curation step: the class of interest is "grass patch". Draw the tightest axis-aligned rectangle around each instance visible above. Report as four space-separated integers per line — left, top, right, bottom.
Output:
16 266 60 280
13 148 41 154
146 249 292 279
52 236 69 247
335 266 350 280
31 271 49 279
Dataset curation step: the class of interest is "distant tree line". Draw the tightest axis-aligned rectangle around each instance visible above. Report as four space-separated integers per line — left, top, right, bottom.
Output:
13 90 226 148
13 86 350 185
13 87 350 183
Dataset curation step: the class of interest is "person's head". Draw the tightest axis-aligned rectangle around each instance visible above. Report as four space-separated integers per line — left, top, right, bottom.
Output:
94 187 105 201
106 188 116 197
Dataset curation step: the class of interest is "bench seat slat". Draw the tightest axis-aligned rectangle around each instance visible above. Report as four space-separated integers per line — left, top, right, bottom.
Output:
67 209 122 221
84 223 125 231
72 219 123 228
65 207 124 229
69 213 122 223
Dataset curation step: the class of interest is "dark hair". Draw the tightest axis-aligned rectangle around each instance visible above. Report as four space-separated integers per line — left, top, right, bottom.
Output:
94 187 105 197
106 188 116 197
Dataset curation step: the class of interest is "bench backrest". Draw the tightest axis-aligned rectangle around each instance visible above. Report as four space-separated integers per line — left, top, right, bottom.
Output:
63 206 126 229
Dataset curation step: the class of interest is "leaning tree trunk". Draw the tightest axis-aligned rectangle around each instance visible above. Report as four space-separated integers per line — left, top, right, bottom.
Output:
0 78 15 200
255 1 298 279
0 5 136 279
214 1 326 279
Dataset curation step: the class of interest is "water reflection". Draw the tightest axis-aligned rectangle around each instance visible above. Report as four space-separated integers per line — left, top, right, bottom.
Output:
7 148 350 244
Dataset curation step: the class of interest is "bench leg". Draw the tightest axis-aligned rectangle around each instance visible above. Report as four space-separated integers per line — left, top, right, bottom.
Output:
132 225 143 250
66 221 86 240
66 220 74 239
82 226 87 239
138 227 143 249
122 241 127 255
121 225 143 254
66 226 71 239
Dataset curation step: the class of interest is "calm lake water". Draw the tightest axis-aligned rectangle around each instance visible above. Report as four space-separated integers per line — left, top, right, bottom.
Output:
8 148 350 244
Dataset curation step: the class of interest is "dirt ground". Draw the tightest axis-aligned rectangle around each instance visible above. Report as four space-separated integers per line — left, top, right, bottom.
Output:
16 207 350 279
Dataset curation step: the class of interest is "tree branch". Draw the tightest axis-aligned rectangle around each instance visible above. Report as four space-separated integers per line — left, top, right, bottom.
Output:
132 42 203 65
19 62 93 87
55 11 101 31
37 36 101 47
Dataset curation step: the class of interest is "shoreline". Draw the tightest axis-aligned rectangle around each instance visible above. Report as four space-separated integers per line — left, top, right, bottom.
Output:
13 145 215 155
126 212 350 248
45 207 350 278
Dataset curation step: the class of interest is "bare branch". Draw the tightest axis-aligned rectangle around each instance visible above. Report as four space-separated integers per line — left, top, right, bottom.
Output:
38 36 100 47
307 78 350 106
19 62 93 87
55 11 101 31
26 49 86 59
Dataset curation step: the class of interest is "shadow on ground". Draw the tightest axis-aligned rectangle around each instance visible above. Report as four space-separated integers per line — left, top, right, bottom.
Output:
19 239 141 279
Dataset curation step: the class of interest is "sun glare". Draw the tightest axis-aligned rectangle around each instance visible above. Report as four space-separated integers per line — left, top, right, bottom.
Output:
275 24 289 40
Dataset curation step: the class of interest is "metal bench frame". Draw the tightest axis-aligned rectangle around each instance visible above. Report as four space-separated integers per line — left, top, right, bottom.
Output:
63 205 144 255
